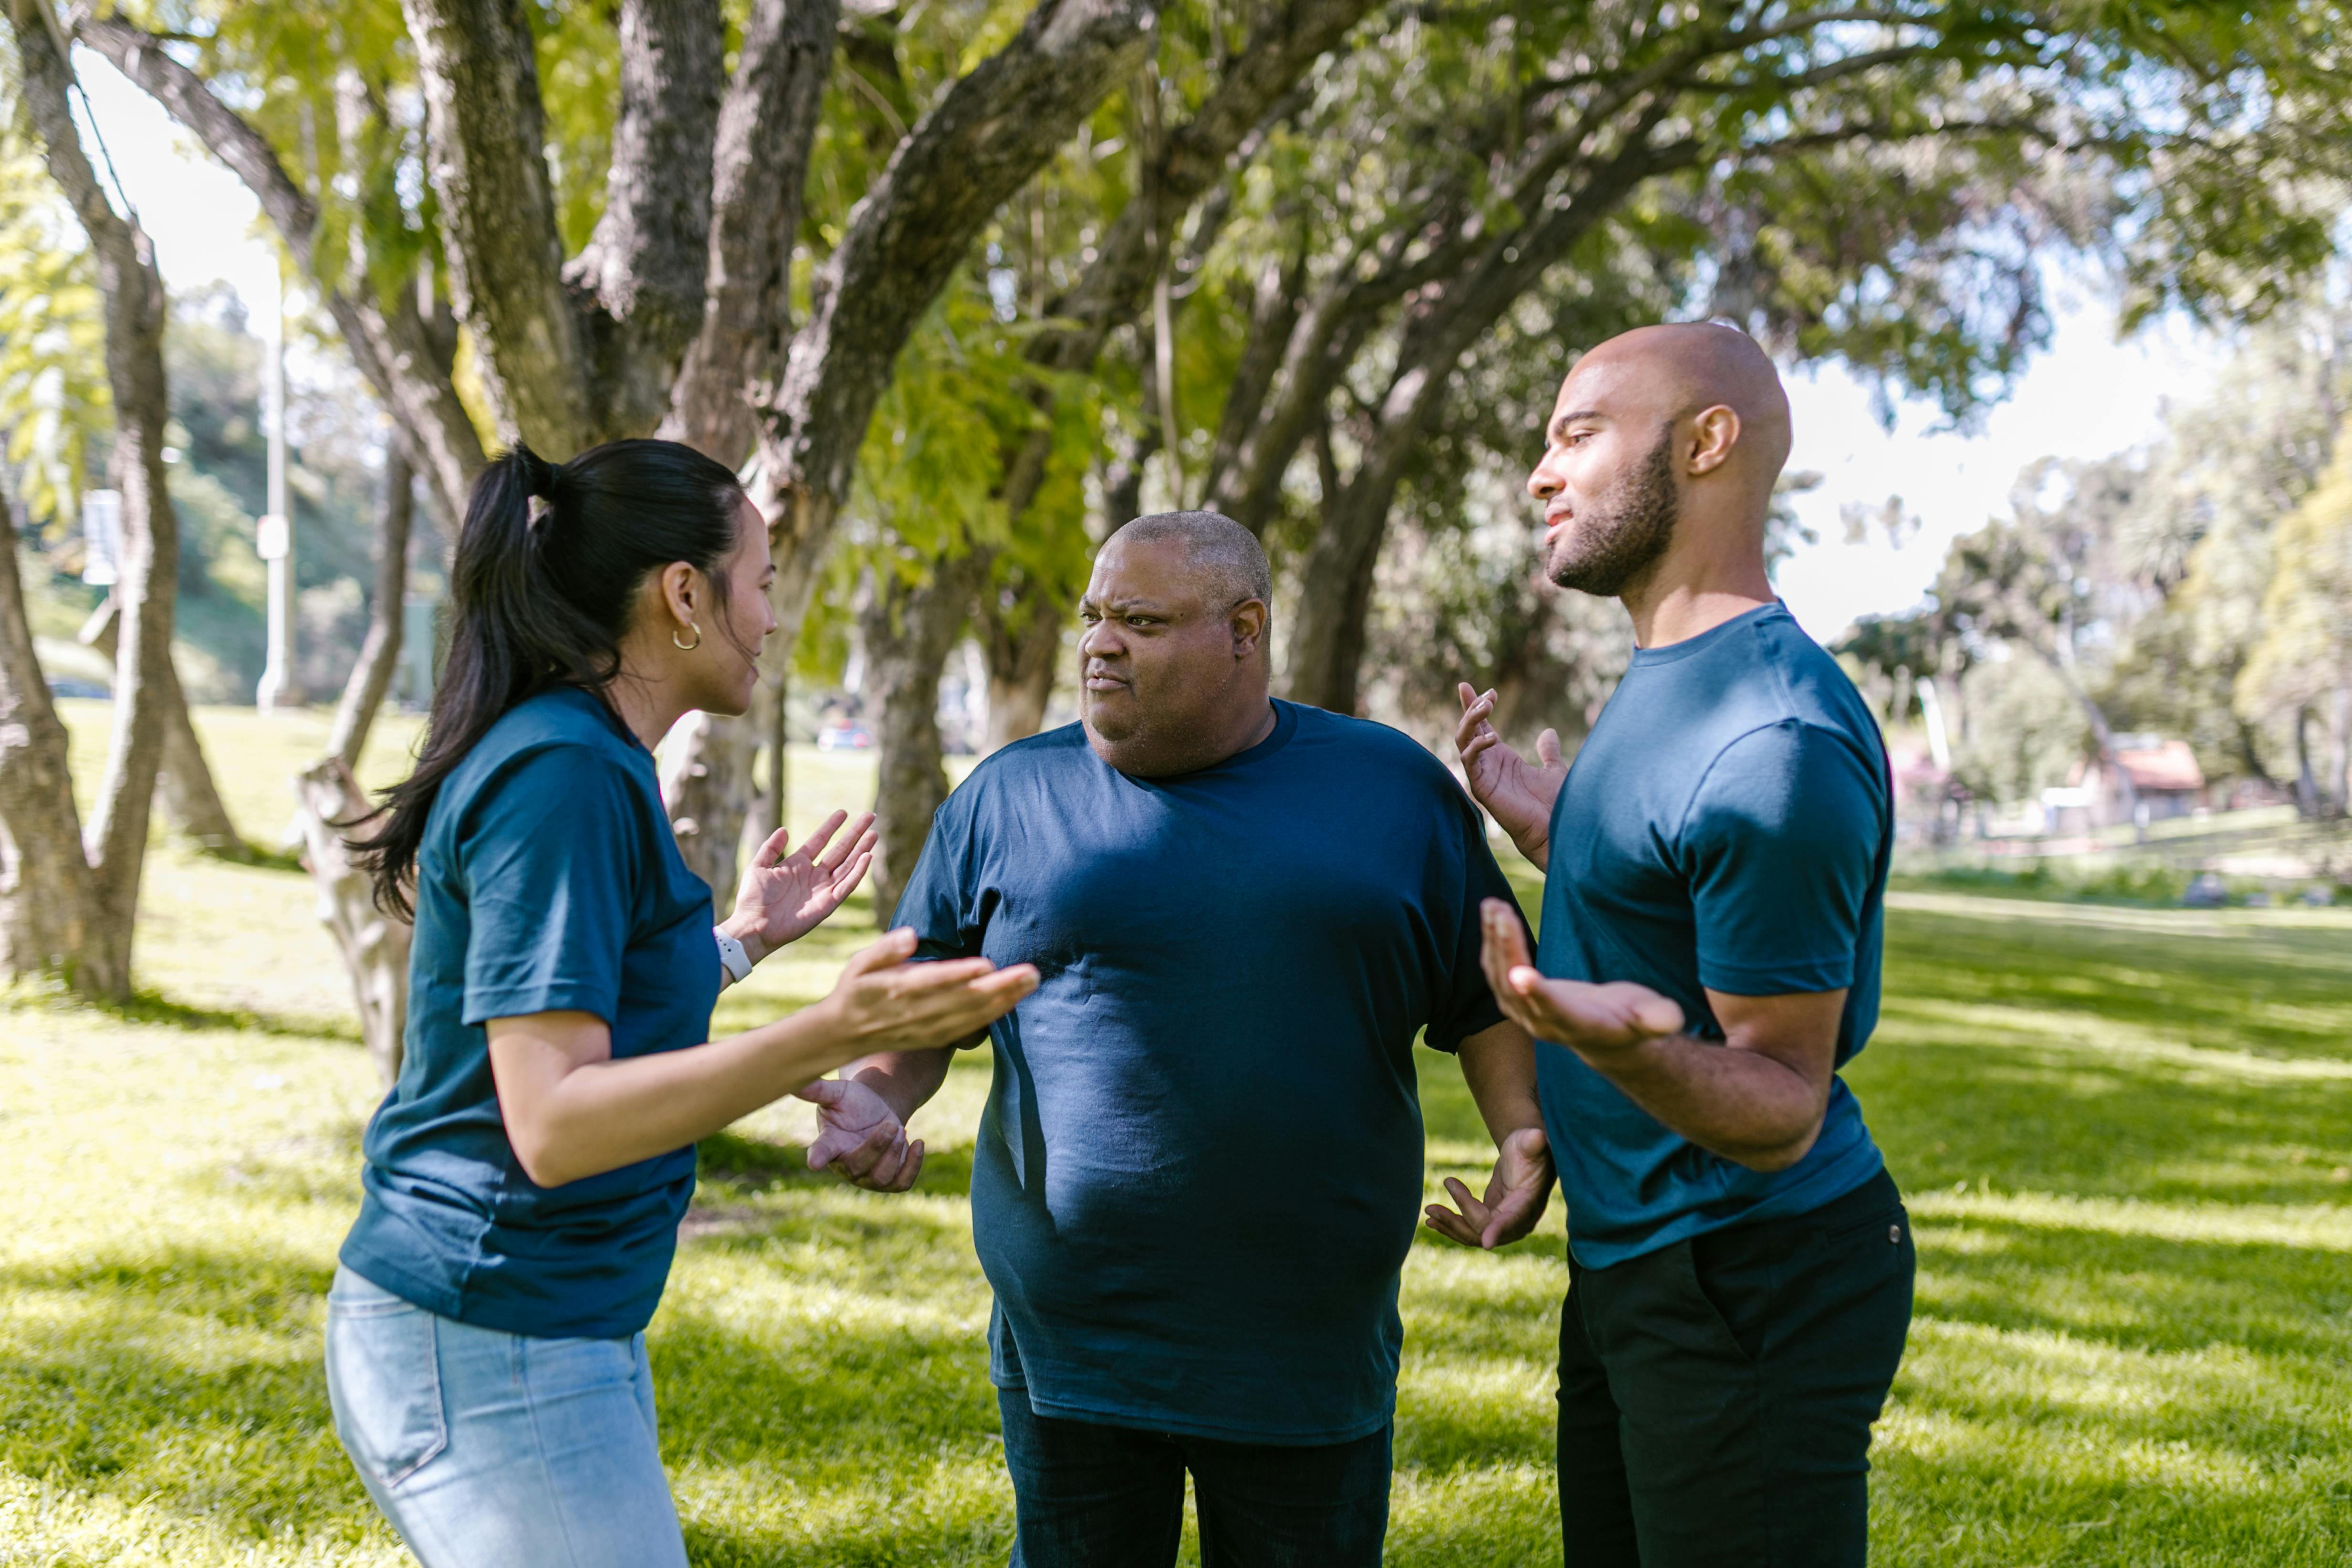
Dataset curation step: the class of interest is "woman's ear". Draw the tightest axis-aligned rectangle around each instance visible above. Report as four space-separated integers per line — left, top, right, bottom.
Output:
659 561 701 632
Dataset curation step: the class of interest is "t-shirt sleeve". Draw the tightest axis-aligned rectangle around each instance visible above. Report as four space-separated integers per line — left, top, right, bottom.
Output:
458 744 645 1026
1423 786 1526 1054
889 791 982 962
1681 720 1884 997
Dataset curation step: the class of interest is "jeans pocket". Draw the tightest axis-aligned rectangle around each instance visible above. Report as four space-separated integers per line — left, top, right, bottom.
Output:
327 1294 449 1489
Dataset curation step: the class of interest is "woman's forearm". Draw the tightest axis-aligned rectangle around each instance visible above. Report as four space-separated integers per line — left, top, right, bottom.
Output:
494 1004 866 1187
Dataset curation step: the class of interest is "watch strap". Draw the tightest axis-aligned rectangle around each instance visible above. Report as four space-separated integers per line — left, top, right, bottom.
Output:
713 927 753 984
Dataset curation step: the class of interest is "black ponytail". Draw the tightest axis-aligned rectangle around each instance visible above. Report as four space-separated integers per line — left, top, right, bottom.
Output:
355 438 747 917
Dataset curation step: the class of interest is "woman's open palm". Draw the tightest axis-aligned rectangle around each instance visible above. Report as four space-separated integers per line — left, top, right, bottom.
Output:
730 810 879 953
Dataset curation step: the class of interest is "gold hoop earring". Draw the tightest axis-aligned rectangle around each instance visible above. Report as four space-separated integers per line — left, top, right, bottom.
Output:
673 622 703 651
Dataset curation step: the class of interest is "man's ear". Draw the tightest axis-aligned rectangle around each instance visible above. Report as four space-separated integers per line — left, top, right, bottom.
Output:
1686 405 1742 477
1230 597 1268 659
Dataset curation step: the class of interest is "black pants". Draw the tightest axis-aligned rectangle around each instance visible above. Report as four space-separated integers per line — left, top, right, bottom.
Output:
1558 1170 1915 1568
998 1389 1392 1568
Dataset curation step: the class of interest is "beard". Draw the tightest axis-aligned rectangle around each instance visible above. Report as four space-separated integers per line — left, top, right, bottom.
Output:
1545 427 1680 596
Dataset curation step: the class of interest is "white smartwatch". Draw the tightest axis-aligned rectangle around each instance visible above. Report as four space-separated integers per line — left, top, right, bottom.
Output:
713 927 753 986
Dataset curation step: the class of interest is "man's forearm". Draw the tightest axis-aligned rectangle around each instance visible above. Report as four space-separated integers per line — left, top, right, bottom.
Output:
1569 1035 1824 1171
847 1048 955 1122
1457 1022 1545 1144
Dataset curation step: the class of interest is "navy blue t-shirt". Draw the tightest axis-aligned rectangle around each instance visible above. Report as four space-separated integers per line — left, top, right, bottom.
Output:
340 688 722 1338
895 701 1518 1444
1537 603 1893 1269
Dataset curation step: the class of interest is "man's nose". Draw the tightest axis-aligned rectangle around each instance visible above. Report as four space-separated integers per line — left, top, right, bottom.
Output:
1527 461 1563 502
1080 620 1122 659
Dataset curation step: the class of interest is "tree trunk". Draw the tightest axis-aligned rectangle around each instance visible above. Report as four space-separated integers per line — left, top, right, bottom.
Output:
328 449 415 770
154 658 246 856
2328 684 2352 817
1281 449 1398 715
981 580 1064 750
293 758 413 1087
0 463 115 989
862 553 986 919
2294 704 2321 819
659 707 757 921
75 596 248 856
8 3 180 995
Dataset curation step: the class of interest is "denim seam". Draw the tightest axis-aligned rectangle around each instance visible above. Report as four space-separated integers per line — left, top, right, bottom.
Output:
517 1335 589 1568
379 1311 449 1489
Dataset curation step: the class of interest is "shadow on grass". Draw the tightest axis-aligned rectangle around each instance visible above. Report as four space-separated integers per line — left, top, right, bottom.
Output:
0 975 362 1045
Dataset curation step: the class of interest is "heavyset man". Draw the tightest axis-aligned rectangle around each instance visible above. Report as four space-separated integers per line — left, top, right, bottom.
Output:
1455 322 1911 1567
800 512 1554 1567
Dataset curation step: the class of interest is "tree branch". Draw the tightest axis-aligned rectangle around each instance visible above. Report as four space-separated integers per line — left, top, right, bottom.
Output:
6 0 172 948
755 0 1158 620
570 0 727 437
661 0 842 462
1040 0 1376 372
400 0 592 451
79 16 487 518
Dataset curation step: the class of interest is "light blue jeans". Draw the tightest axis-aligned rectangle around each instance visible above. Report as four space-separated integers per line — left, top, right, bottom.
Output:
324 1266 689 1568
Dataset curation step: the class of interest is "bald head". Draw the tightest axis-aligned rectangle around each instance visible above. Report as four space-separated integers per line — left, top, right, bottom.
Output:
1105 511 1273 612
1564 323 1792 485
1526 323 1793 603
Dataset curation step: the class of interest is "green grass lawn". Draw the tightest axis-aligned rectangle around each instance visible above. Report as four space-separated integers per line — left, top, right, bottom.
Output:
3 706 2349 1565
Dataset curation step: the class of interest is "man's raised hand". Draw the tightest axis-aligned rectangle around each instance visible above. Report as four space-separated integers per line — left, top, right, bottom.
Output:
796 1076 924 1192
1479 899 1684 1054
1424 1125 1554 1249
1455 684 1566 864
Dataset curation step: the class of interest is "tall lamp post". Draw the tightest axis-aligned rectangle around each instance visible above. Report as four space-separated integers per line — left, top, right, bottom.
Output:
254 268 293 713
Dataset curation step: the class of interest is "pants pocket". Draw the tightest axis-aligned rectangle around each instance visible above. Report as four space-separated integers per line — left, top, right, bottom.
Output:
327 1291 449 1489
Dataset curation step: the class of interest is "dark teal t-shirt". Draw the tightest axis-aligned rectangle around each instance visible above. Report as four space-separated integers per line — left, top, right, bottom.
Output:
894 702 1518 1444
1537 603 1892 1269
339 687 722 1338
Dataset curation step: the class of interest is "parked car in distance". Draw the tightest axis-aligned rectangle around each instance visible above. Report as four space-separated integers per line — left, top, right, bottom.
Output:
46 678 110 700
815 721 874 752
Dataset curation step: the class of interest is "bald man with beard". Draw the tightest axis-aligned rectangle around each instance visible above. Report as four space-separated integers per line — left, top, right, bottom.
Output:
1449 324 1912 1567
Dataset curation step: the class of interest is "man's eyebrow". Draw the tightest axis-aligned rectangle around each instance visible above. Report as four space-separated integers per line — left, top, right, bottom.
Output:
1079 594 1176 615
1548 408 1606 440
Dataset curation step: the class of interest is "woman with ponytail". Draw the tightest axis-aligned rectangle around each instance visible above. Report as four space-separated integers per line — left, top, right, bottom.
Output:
327 439 1035 1567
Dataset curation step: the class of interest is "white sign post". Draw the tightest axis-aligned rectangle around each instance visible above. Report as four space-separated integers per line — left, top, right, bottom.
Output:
79 489 122 587
255 271 294 714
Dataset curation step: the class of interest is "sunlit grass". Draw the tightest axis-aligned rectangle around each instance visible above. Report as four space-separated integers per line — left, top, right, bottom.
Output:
1 709 2348 1563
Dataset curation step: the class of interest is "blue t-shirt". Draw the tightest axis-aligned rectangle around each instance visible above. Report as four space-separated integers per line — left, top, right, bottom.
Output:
340 687 722 1339
1537 603 1892 1269
895 701 1518 1444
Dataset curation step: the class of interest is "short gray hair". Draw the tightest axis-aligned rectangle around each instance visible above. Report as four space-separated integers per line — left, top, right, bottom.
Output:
1108 510 1273 609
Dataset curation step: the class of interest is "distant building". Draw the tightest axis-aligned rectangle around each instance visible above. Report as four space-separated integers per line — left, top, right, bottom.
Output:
2062 735 2206 828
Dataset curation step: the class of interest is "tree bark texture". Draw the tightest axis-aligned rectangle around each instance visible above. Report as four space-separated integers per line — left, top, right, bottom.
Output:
980 579 1064 751
569 0 728 438
329 449 416 770
0 460 114 989
293 758 413 1087
658 707 757 919
7 0 181 993
661 0 841 464
861 552 988 918
399 0 596 452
